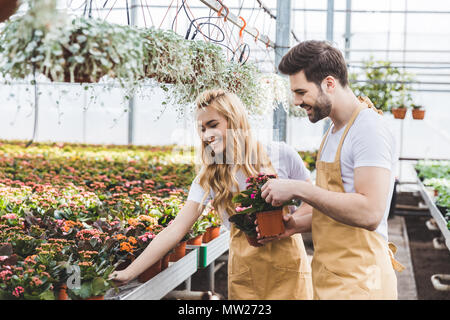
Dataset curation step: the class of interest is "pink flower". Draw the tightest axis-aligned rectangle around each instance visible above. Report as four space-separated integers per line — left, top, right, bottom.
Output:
235 206 244 212
12 286 24 298
250 193 255 199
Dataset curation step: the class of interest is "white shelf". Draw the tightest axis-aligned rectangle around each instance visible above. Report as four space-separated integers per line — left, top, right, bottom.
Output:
106 248 199 300
417 178 450 251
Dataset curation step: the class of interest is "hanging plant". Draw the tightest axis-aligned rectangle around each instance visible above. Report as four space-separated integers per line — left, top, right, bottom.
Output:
0 0 66 80
350 57 414 113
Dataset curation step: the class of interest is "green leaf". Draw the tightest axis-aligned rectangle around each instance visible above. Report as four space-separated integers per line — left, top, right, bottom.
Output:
91 277 106 296
39 290 56 300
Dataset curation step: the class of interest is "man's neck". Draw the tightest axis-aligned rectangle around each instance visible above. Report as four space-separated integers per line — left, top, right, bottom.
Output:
329 89 361 133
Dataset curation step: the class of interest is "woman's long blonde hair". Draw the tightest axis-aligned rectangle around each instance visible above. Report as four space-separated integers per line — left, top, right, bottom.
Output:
195 89 275 217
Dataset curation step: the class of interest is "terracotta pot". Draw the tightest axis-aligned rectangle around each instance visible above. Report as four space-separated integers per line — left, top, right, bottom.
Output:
245 234 263 247
187 234 203 245
256 209 285 238
202 228 211 243
392 108 407 119
208 226 221 241
203 226 220 243
58 284 69 300
0 0 19 23
161 252 170 270
83 295 104 300
138 259 162 283
412 109 425 120
169 241 186 262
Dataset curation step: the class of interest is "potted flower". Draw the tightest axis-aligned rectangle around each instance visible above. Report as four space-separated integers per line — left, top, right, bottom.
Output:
186 218 209 245
230 174 292 246
411 104 426 120
66 250 115 300
202 205 222 243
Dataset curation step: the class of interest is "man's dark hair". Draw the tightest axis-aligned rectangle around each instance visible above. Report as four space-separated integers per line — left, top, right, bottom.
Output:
278 40 349 87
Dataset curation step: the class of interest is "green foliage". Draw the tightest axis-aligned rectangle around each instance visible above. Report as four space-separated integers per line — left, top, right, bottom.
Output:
350 57 415 112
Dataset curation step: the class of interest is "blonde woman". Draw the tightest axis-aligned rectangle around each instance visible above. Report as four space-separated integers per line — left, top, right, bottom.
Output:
110 89 313 300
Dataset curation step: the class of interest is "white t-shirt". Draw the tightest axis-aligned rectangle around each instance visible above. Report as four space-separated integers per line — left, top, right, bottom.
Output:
319 108 398 241
187 141 311 229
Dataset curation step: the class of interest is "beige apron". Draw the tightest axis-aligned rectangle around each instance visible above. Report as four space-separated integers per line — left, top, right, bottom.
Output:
311 99 405 300
228 223 314 300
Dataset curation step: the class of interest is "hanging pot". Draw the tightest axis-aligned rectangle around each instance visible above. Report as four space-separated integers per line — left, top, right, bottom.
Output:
392 108 407 119
0 0 19 23
412 109 425 120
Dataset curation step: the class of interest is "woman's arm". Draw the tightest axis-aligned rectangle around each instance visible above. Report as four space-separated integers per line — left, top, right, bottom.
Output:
110 200 204 284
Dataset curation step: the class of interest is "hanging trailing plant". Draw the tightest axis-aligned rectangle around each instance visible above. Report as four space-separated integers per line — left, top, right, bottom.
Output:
0 2 303 119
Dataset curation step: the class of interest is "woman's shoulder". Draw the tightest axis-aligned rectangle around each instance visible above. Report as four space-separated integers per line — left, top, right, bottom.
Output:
264 141 299 160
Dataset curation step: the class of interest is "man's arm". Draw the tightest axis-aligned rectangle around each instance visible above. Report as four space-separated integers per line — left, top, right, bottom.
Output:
261 166 391 231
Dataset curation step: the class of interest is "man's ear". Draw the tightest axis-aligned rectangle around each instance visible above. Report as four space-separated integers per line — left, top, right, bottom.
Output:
322 76 336 93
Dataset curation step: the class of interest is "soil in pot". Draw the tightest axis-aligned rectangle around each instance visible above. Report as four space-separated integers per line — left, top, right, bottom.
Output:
0 0 19 23
256 209 285 238
83 295 104 300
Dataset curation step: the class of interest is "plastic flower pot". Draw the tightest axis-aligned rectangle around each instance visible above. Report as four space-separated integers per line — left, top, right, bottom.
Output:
412 109 425 120
392 108 407 119
245 234 263 247
203 226 220 243
161 252 171 270
0 0 18 23
187 234 203 245
58 284 69 300
169 241 186 262
138 259 162 283
208 226 221 241
256 209 285 238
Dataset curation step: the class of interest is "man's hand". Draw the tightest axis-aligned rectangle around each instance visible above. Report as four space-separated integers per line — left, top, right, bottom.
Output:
261 179 303 206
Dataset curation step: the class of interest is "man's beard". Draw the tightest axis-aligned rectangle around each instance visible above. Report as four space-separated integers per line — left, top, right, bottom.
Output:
305 91 332 123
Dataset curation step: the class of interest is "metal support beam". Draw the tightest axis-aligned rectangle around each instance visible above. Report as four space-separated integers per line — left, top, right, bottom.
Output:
198 0 275 48
127 0 138 145
323 0 334 135
273 0 291 142
344 0 352 61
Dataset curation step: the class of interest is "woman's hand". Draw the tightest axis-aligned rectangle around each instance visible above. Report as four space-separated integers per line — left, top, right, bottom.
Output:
109 269 134 286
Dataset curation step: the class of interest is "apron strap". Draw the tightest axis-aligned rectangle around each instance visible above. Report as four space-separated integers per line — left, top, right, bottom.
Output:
388 242 406 272
317 125 332 161
333 105 365 163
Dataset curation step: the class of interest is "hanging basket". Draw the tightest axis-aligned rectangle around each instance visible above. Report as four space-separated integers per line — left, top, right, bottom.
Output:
412 109 425 120
0 0 19 23
392 108 407 119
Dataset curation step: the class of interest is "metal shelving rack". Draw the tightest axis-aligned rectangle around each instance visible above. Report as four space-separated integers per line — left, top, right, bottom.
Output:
105 248 199 300
416 178 450 251
416 176 450 292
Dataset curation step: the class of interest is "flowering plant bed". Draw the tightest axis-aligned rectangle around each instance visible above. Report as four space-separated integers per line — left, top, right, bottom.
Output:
0 140 215 299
